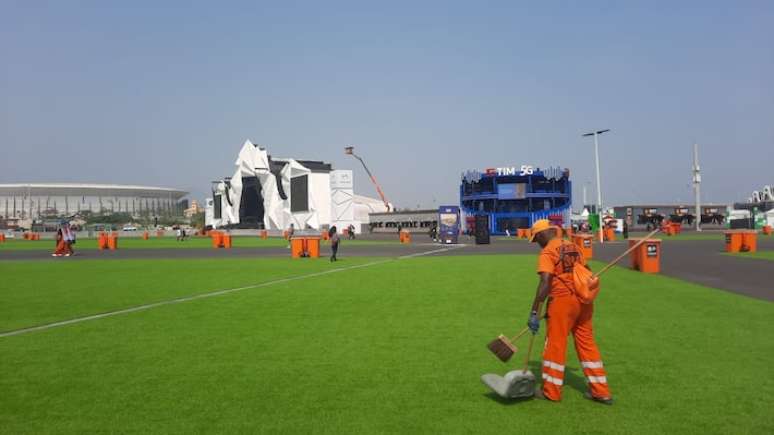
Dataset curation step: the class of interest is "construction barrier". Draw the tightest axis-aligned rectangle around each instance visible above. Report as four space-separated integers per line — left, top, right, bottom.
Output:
307 237 320 258
222 233 232 248
290 236 321 258
211 231 223 248
107 234 119 250
629 238 661 273
572 234 593 260
400 230 411 244
98 232 109 250
604 227 616 242
741 231 757 253
0 233 5 243
724 231 743 253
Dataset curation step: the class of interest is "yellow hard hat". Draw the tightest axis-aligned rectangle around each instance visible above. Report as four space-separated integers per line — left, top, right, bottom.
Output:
529 219 556 242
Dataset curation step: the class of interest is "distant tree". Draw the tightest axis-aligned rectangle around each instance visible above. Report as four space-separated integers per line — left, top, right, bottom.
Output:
191 211 205 229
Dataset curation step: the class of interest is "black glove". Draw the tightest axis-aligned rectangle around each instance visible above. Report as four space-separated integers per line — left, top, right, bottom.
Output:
527 311 540 334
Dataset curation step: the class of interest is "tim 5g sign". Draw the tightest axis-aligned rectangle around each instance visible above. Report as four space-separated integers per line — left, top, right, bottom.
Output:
490 166 534 176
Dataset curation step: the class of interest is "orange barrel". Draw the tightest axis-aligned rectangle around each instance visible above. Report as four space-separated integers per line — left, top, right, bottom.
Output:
517 229 525 238
211 231 223 248
222 233 232 249
399 231 405 243
143 231 149 240
98 232 108 250
400 231 411 244
762 225 772 236
724 231 742 253
307 237 321 258
290 237 305 258
636 239 661 273
604 227 616 242
0 233 4 242
108 234 118 250
572 234 593 259
260 230 268 240
741 231 757 253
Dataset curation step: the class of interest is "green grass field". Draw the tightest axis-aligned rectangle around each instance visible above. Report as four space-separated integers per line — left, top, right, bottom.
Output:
0 236 399 251
1 254 773 434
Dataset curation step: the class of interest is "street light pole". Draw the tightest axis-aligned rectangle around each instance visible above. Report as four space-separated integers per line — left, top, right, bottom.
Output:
583 129 610 244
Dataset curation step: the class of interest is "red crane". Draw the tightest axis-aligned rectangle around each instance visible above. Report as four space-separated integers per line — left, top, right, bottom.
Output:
345 146 391 212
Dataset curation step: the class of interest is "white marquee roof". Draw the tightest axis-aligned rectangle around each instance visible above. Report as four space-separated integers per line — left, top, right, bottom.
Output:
0 183 188 198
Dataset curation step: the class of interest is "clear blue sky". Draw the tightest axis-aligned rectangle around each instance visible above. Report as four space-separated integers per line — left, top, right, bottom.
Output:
2 1 772 208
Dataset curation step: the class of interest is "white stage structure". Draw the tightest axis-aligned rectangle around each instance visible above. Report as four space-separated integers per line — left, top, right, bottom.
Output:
206 140 386 233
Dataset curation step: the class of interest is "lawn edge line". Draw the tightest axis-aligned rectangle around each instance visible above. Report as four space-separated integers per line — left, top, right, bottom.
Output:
0 259 392 339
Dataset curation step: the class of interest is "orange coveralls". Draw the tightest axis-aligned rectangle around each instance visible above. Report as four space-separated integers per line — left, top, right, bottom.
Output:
537 238 611 401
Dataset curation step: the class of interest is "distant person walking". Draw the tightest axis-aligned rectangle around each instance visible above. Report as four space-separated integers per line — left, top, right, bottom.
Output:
348 224 356 240
329 226 340 262
63 221 75 256
287 223 295 248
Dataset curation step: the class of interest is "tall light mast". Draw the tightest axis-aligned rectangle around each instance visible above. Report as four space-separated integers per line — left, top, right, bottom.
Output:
693 143 701 232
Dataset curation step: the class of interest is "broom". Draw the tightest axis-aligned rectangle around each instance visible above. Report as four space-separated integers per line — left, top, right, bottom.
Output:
486 326 530 362
487 227 661 362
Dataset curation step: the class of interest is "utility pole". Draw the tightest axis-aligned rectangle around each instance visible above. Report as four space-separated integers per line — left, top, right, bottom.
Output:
692 143 701 232
582 129 610 243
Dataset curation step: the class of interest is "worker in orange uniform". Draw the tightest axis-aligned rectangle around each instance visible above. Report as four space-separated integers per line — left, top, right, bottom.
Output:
526 219 613 405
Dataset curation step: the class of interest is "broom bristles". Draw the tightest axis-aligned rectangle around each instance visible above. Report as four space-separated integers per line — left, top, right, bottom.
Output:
487 335 517 362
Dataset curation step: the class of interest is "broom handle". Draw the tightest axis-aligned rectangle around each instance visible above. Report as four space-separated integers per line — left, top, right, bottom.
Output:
522 302 545 372
592 228 661 278
508 326 531 343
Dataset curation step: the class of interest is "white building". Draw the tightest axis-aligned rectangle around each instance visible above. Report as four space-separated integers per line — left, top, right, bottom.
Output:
206 140 389 233
0 183 188 220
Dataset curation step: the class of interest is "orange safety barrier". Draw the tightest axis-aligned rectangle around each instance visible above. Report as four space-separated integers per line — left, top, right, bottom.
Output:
762 225 772 236
572 234 593 260
629 238 661 273
604 227 616 242
222 233 232 249
0 233 5 243
107 234 118 250
400 231 412 244
98 232 109 250
517 229 526 239
741 231 757 253
211 231 223 248
290 237 305 258
260 230 268 240
724 231 743 253
306 237 321 258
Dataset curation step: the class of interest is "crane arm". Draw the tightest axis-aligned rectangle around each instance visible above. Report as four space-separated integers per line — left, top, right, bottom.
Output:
351 153 390 212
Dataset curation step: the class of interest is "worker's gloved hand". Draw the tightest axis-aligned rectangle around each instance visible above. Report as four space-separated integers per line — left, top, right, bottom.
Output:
527 312 540 334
